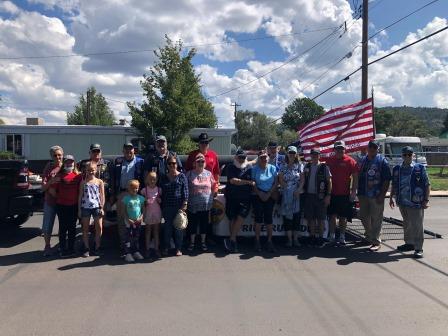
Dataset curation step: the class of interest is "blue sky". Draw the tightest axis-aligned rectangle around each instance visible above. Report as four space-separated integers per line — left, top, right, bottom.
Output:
0 0 447 126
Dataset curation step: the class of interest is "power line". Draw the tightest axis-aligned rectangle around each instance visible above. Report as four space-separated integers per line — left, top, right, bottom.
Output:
368 0 440 41
0 27 339 61
311 25 448 100
208 25 346 99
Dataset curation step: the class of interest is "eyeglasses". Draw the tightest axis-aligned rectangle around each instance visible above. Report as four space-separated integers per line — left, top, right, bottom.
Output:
196 160 205 163
168 162 177 166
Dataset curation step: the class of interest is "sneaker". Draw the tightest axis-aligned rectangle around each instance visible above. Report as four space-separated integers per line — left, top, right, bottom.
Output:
201 242 208 252
124 253 135 262
187 242 195 252
43 245 52 257
285 240 293 248
267 241 276 253
82 250 90 258
414 250 424 259
224 238 231 252
397 244 415 252
369 244 381 252
175 250 183 257
338 236 347 246
133 252 144 260
93 249 104 257
145 249 152 259
316 238 326 248
254 240 262 252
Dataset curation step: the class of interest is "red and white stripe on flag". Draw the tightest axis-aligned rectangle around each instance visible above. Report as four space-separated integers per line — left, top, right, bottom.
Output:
299 98 374 158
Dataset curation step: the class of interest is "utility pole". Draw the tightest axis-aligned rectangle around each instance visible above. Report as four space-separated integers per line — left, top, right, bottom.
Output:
86 89 91 124
231 101 241 145
361 0 369 100
230 101 241 125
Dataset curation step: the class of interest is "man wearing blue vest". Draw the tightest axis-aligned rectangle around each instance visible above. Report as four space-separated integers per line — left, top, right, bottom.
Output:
111 143 145 250
389 146 430 258
358 140 391 251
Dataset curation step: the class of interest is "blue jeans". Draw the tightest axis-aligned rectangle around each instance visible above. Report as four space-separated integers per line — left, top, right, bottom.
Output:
42 202 57 235
162 207 184 251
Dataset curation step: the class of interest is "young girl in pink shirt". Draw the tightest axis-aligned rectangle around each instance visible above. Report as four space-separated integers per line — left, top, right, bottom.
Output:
141 171 162 258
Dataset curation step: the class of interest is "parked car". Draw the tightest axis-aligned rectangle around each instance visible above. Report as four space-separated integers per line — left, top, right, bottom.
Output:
0 159 33 227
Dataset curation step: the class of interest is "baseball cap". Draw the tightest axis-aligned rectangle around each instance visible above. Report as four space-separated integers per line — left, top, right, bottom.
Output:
123 142 134 148
156 135 167 142
235 148 246 157
90 143 101 151
334 140 346 149
368 140 379 149
287 146 298 153
63 154 75 162
310 148 320 155
402 146 414 154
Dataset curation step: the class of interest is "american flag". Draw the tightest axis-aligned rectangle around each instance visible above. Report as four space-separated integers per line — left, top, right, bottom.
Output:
299 98 374 157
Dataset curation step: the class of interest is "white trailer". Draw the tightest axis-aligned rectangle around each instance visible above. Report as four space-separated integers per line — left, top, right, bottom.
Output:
0 125 139 161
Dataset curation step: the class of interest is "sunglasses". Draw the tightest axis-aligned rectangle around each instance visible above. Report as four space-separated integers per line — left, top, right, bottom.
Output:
402 153 413 157
288 151 296 155
196 160 205 163
200 141 209 145
168 162 177 166
91 149 101 153
259 156 268 160
237 155 247 160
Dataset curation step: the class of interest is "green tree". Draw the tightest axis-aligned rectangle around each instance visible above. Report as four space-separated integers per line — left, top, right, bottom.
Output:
235 110 277 150
281 97 325 130
277 127 298 147
374 108 431 137
67 87 115 125
128 36 217 153
442 113 448 135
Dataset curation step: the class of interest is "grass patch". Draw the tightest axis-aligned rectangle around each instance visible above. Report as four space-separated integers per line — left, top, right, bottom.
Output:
427 167 448 191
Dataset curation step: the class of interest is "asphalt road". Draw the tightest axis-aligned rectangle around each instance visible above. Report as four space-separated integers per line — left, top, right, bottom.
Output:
1 198 448 336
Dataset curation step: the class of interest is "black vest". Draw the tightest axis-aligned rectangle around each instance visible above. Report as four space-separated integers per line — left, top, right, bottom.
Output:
304 162 329 200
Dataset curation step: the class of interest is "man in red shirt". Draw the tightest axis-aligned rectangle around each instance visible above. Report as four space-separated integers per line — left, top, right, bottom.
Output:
185 132 220 193
325 141 358 245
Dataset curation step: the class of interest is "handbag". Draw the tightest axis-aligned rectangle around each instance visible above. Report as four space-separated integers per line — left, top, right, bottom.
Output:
173 210 188 230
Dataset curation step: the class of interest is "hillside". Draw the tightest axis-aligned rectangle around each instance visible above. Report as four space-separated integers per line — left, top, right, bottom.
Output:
375 106 448 137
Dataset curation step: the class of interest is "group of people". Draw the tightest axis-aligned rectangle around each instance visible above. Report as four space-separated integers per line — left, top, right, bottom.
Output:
40 132 431 262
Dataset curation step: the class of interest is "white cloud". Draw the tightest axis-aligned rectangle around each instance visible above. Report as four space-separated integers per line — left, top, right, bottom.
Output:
0 1 20 15
0 1 446 133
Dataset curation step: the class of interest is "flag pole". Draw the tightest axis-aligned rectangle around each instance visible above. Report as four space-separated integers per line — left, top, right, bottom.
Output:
371 86 376 137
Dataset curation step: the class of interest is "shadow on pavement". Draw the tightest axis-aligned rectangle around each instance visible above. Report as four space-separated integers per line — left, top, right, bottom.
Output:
0 227 42 248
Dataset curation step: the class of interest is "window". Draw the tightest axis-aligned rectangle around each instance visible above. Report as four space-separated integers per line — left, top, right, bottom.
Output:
5 134 23 156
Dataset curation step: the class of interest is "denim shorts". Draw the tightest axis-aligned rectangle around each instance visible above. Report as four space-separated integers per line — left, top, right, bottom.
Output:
81 207 102 219
41 202 57 235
